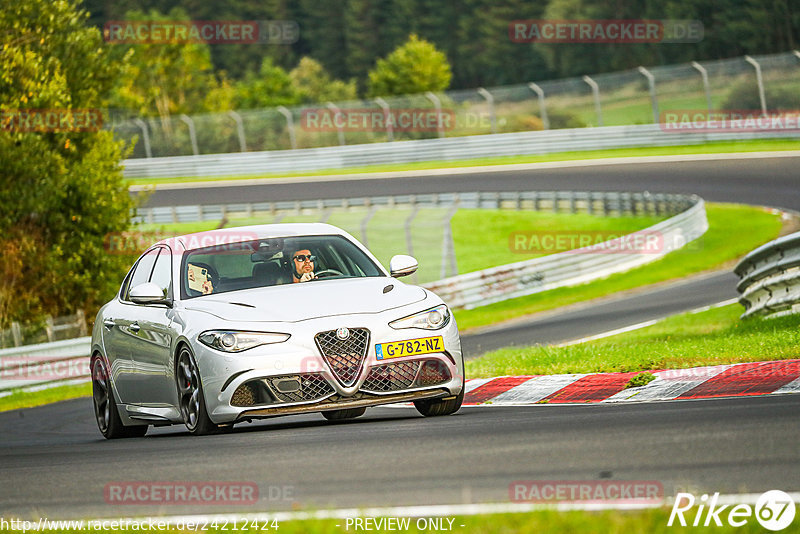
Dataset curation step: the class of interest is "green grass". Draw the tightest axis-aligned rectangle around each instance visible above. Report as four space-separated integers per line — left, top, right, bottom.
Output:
465 303 800 378
451 210 663 274
0 382 90 413
454 203 782 331
7 509 782 533
126 138 800 186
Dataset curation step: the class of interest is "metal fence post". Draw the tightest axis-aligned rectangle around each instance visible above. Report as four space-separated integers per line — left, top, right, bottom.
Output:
527 83 550 130
477 87 497 134
744 55 768 116
277 106 297 149
360 206 378 247
326 102 346 146
441 205 459 279
637 66 659 124
227 111 247 152
132 118 152 158
180 114 199 155
582 75 603 127
425 92 445 138
374 97 394 141
405 203 419 284
11 322 22 347
691 61 713 115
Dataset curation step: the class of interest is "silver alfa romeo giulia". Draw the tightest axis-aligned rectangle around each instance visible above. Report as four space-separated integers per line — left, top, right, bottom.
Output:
91 223 464 438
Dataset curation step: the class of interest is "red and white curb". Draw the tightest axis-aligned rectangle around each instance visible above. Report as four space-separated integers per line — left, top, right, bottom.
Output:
463 359 800 405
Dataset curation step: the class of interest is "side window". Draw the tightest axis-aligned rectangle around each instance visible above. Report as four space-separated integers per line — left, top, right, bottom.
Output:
124 248 159 300
150 248 172 298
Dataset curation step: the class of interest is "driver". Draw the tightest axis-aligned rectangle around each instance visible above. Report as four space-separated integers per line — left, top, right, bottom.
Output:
290 249 316 283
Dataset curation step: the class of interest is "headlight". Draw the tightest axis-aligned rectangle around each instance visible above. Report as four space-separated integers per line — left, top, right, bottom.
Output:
198 330 290 352
389 304 450 330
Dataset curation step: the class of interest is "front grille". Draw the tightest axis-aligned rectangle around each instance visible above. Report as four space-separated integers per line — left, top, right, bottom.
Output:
314 328 370 387
363 361 421 392
267 374 334 403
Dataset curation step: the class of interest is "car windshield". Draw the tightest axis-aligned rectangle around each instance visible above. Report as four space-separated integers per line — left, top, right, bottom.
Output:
180 234 384 299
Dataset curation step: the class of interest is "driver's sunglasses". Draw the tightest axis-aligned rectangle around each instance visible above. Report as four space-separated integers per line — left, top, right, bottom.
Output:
293 254 316 262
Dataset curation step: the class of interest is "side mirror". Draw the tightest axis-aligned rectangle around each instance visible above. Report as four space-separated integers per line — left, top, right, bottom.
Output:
389 255 418 278
129 282 171 306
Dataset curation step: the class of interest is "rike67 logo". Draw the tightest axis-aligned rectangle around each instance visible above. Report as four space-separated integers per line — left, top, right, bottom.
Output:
668 490 796 531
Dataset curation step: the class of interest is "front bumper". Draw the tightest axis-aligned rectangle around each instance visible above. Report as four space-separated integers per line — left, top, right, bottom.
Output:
194 314 463 424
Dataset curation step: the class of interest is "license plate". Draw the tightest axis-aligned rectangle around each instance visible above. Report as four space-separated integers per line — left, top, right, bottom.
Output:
375 336 444 360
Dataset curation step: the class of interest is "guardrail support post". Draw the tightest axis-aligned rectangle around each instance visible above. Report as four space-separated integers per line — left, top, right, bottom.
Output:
132 118 152 158
227 111 247 152
582 75 603 127
374 98 394 141
425 92 445 138
277 106 297 149
691 61 713 115
637 66 659 124
477 87 497 134
180 114 199 155
527 83 550 130
326 102 346 146
744 55 768 116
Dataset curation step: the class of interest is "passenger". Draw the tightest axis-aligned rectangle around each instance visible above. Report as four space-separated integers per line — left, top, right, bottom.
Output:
187 263 214 294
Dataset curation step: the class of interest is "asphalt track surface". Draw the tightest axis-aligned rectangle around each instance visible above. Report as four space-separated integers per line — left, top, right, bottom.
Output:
3 156 799 519
2 395 799 519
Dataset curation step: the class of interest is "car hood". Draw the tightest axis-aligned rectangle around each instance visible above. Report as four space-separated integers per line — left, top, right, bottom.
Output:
182 277 428 323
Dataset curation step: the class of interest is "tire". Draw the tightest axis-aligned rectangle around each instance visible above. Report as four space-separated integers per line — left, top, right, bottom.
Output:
321 407 367 421
91 356 148 439
414 358 465 417
176 346 228 435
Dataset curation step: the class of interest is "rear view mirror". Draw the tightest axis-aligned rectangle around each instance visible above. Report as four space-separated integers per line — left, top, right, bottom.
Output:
390 255 418 278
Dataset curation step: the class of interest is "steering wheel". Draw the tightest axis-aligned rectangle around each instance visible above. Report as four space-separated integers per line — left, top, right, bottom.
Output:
313 268 344 279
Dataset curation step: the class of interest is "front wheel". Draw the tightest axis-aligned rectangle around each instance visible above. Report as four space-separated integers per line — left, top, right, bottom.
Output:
92 356 147 439
321 407 366 420
176 346 228 435
414 358 465 417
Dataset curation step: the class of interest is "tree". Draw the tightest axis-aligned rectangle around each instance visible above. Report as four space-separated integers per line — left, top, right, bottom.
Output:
0 0 136 326
107 8 232 120
367 34 452 97
234 57 300 109
289 57 357 104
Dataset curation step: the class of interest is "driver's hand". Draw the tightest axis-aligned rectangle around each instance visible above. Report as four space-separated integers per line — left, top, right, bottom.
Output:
300 271 315 282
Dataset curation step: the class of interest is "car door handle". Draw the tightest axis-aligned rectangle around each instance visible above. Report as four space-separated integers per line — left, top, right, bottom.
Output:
103 319 116 329
129 322 141 333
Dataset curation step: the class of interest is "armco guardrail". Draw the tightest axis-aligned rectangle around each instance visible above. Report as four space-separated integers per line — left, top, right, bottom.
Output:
0 337 91 393
735 231 800 319
425 196 707 309
122 124 800 179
